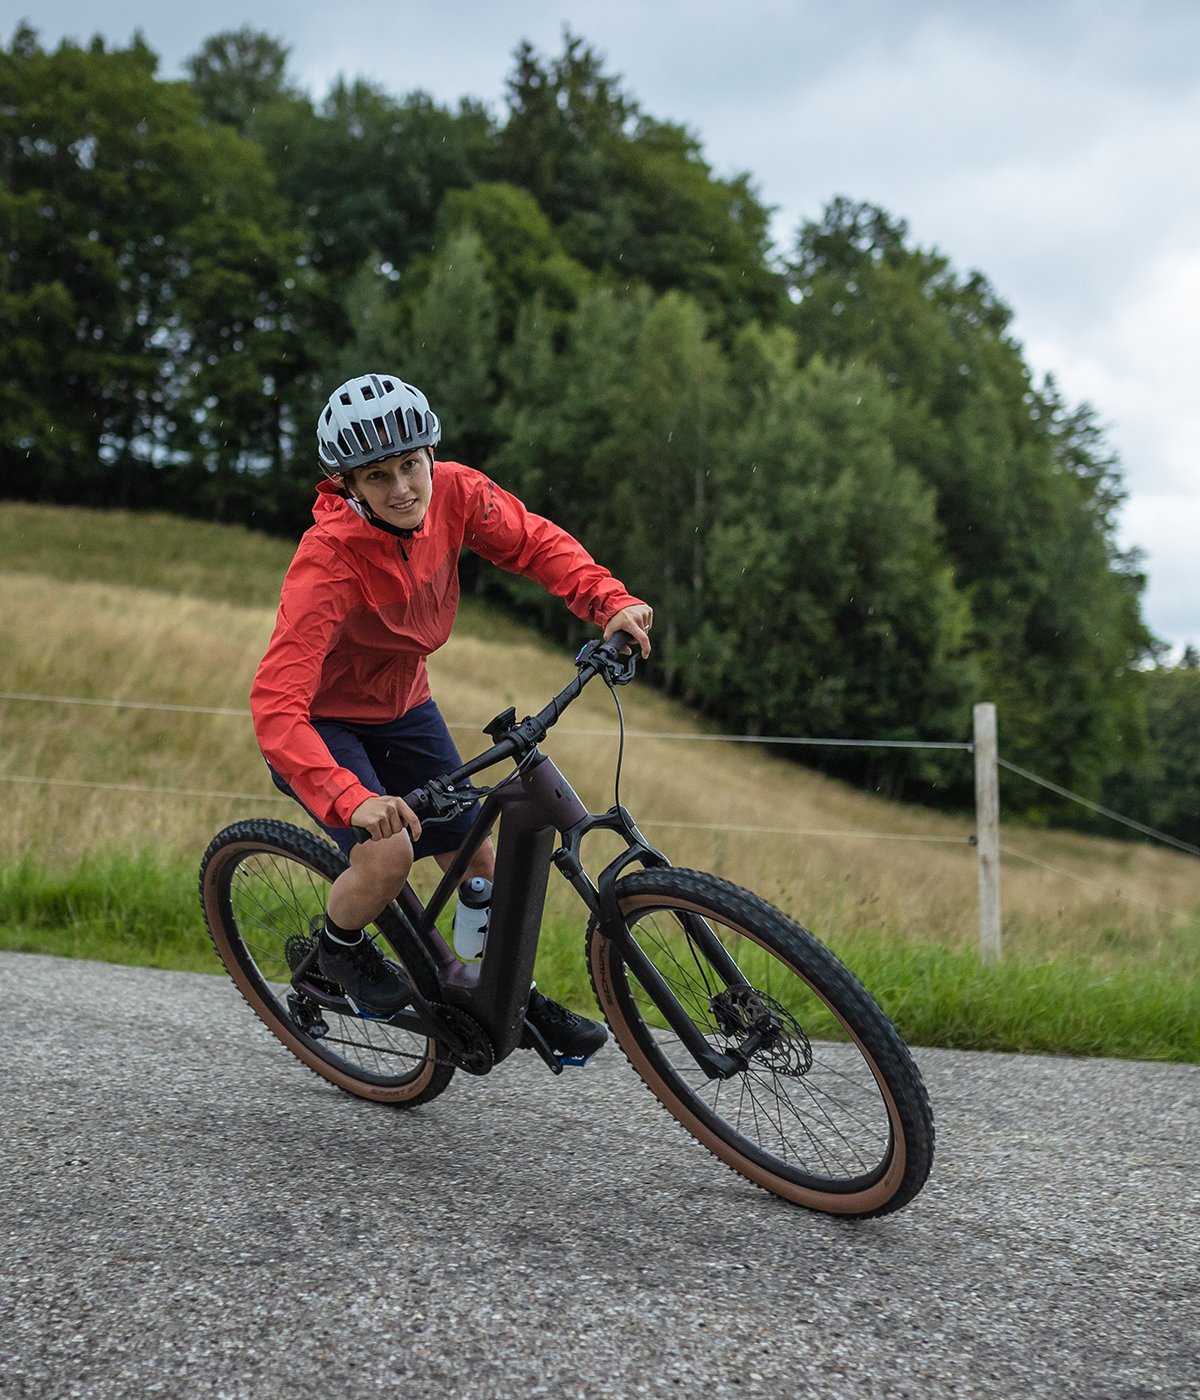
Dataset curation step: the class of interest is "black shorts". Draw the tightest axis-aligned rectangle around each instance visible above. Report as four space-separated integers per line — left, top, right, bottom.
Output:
268 699 479 858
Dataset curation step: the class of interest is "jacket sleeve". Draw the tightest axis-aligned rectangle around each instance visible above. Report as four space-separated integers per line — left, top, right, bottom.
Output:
249 543 377 828
461 470 644 625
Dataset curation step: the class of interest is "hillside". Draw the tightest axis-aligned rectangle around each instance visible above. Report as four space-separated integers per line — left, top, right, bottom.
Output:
3 502 1196 973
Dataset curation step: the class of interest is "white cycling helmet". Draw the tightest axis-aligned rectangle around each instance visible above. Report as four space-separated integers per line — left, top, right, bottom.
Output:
316 373 441 476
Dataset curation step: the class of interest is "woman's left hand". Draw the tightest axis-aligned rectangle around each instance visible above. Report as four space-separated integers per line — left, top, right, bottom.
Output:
604 603 653 658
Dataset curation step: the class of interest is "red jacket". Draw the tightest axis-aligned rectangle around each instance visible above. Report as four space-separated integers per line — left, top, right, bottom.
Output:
251 462 643 827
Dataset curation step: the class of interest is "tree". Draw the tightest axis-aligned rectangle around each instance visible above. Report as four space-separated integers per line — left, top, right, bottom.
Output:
786 197 1152 799
0 27 318 521
248 79 495 295
184 27 296 134
694 333 976 792
597 291 732 690
489 283 653 629
434 181 590 337
498 32 785 332
1102 661 1200 850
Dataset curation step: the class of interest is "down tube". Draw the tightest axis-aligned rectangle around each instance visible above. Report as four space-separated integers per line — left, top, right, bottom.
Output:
446 756 589 1061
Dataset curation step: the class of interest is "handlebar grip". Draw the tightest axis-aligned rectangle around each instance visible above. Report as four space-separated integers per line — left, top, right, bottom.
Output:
351 787 430 843
603 628 639 656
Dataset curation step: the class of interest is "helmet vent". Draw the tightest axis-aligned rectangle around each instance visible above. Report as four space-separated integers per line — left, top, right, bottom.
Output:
316 373 440 477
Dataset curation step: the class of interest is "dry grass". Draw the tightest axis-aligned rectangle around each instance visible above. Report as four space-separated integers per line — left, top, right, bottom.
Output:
2 557 1197 975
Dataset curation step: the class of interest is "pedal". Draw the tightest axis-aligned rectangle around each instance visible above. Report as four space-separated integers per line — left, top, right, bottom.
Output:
556 1051 598 1068
286 993 329 1039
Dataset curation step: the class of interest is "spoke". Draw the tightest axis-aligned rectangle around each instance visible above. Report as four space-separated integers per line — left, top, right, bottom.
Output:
741 1070 850 1175
623 902 895 1186
640 919 719 1020
221 846 431 1087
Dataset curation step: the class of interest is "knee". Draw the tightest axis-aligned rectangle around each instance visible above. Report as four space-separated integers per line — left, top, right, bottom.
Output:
349 832 413 890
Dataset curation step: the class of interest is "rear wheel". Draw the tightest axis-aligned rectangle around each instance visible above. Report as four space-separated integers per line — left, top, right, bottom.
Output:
588 869 934 1216
200 819 454 1107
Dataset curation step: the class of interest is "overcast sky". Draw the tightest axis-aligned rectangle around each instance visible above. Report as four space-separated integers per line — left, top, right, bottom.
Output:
17 0 1200 651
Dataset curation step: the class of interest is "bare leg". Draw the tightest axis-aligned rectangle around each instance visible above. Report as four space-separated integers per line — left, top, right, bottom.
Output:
433 837 495 885
326 831 414 931
326 835 497 932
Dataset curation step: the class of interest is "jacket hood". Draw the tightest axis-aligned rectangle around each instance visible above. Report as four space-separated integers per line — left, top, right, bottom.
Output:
314 476 351 521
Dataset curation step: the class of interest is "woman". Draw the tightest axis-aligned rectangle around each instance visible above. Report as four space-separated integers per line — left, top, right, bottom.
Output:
250 373 652 1059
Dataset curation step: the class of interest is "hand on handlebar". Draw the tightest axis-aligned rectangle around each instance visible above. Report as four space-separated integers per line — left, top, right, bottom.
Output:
350 794 422 844
604 603 653 658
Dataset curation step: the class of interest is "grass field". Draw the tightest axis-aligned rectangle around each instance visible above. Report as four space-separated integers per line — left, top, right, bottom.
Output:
2 501 1197 1060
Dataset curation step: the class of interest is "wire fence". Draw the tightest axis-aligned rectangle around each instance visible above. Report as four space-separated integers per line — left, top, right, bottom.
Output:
0 688 973 847
997 756 1200 857
2 689 1195 929
0 690 971 749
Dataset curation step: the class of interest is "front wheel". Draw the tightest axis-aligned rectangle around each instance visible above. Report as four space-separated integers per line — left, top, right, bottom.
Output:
199 819 454 1107
587 869 934 1217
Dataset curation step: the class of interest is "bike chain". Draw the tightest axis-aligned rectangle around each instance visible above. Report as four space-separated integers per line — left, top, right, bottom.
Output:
426 1001 495 1075
284 929 495 1075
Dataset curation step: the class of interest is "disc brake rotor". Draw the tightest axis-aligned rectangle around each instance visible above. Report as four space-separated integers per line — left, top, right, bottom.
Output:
711 985 814 1076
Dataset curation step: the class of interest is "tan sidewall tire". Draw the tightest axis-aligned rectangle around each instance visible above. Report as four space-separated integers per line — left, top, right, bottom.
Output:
201 827 446 1106
589 879 930 1217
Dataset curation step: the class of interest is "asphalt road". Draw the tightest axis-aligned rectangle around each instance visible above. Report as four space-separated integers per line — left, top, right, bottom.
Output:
2 950 1197 1400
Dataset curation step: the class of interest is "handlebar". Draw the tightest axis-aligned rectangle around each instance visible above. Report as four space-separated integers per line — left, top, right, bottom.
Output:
352 630 641 842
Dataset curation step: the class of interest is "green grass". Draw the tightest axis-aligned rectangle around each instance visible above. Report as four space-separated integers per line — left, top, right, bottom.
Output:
825 934 1199 1064
0 855 216 973
3 854 1195 1063
1 500 296 605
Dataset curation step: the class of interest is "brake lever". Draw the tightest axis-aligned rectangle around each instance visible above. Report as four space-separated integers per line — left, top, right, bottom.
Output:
351 778 485 843
575 638 639 686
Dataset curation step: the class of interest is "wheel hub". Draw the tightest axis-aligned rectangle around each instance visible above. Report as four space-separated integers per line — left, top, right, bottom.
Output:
711 985 814 1076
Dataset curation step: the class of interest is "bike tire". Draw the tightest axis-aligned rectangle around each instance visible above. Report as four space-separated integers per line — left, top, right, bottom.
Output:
587 868 934 1217
199 819 454 1107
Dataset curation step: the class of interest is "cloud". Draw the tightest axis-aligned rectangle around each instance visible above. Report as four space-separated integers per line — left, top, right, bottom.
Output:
1026 247 1200 490
1120 492 1200 650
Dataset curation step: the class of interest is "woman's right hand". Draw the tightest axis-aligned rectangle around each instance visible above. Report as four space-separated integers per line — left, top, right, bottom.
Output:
350 795 422 843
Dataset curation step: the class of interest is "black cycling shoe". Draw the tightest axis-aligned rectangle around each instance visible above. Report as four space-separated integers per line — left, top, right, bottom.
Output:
317 930 410 1016
525 988 608 1059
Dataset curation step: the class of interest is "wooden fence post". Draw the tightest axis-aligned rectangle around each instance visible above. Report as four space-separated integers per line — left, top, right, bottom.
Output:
973 702 1002 963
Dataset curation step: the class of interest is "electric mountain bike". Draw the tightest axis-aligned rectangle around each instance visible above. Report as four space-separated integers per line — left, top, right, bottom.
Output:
199 633 934 1217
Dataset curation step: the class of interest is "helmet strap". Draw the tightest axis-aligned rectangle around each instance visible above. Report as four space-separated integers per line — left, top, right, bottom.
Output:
341 485 421 541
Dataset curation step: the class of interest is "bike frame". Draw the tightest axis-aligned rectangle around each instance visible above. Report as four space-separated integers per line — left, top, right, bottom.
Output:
292 637 753 1079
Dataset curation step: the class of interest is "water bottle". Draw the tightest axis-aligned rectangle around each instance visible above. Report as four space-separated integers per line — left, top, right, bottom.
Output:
452 876 491 960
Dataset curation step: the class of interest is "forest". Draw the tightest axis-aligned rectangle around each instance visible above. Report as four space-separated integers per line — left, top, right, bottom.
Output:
2 23 1196 843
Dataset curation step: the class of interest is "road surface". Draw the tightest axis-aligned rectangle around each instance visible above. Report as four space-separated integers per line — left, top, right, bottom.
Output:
2 951 1196 1399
